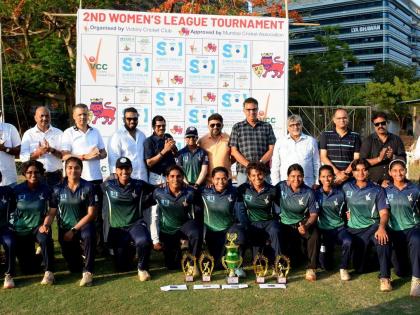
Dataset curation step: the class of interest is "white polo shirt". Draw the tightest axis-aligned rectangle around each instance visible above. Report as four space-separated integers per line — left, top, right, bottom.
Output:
61 125 105 181
0 123 21 186
107 128 147 181
20 125 63 172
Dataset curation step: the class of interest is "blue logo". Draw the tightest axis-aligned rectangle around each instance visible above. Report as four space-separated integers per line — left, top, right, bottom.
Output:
189 59 216 74
156 41 183 57
222 43 248 58
221 93 248 108
122 57 150 72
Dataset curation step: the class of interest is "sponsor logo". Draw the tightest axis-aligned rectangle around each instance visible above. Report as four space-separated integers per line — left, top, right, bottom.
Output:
84 39 108 82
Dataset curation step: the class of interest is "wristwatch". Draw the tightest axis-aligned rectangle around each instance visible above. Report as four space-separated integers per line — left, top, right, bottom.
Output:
5 147 10 154
71 227 78 233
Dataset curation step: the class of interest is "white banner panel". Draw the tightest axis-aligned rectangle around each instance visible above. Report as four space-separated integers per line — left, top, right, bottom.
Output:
76 9 288 173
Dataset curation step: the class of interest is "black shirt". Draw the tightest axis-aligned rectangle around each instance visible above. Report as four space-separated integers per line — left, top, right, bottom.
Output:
144 133 177 175
360 132 406 183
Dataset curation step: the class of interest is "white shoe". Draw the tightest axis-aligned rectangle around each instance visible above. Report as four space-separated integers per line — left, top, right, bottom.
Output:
138 270 151 282
380 278 392 292
340 269 351 281
40 271 55 285
305 269 316 282
235 267 247 278
3 274 15 289
79 272 93 287
410 276 420 297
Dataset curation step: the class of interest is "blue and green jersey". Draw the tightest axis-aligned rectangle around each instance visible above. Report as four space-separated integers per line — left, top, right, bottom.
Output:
315 187 346 230
176 146 209 184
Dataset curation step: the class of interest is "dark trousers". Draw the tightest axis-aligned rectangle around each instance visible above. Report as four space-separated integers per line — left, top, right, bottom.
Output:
390 227 420 278
319 226 353 270
249 220 282 263
348 224 391 278
108 220 151 271
160 220 202 269
44 170 63 187
58 223 96 273
280 222 319 269
90 180 104 253
205 223 246 269
0 227 16 276
15 228 54 274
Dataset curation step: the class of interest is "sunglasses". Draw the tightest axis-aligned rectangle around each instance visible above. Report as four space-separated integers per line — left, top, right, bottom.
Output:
374 121 387 127
209 123 221 128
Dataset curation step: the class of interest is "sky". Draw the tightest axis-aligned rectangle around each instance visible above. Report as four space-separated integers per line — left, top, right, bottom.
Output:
415 0 420 6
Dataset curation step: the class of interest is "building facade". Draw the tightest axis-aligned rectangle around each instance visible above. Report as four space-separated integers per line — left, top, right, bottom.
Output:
289 0 420 83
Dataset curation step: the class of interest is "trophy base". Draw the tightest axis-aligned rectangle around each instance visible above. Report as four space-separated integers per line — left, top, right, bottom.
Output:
256 276 265 284
185 275 194 282
202 275 211 282
277 277 287 284
226 276 239 284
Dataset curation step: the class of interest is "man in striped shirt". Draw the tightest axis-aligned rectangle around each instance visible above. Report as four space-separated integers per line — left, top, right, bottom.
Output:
320 109 361 185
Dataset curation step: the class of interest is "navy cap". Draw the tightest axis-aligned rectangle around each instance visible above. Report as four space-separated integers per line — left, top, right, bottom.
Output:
116 157 132 169
185 126 198 137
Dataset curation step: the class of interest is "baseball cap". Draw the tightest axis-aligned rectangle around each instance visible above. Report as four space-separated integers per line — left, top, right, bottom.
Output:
116 157 132 169
185 126 198 138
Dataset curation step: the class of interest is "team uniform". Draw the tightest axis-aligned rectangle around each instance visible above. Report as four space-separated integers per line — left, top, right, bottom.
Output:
343 181 391 277
176 146 209 186
201 186 247 267
0 186 16 277
277 181 320 269
102 178 155 272
50 179 96 273
385 182 420 278
237 182 281 262
12 182 53 274
315 187 352 270
152 186 203 269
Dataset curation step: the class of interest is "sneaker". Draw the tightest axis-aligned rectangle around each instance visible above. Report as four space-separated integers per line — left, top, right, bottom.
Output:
180 240 189 251
380 278 392 292
340 269 351 281
138 270 151 282
35 246 42 255
305 269 317 282
79 272 93 287
3 274 15 289
40 271 55 285
410 276 420 297
235 267 247 278
193 265 200 278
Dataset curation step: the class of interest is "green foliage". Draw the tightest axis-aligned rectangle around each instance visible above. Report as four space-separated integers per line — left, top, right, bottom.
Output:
371 62 417 84
289 26 358 106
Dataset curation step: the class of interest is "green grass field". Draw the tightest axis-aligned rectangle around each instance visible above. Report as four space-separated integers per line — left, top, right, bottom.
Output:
1 238 420 315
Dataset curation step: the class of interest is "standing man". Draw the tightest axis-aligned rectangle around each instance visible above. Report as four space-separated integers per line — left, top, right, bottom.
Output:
176 126 209 188
198 113 232 184
20 106 63 186
271 115 320 187
144 115 178 185
360 112 406 184
107 107 147 181
229 97 276 185
319 108 361 185
0 112 21 187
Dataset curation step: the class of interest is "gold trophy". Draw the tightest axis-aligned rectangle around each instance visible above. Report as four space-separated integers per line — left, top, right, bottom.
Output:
181 252 197 282
199 251 215 282
274 255 291 284
221 233 243 284
253 253 269 283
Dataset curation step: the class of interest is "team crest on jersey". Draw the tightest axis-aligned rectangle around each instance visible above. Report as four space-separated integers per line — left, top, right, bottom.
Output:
298 197 304 206
365 193 371 201
17 194 25 201
346 191 352 198
132 191 138 199
183 155 189 162
387 194 393 201
110 191 118 198
60 193 67 200
281 191 287 199
39 193 44 200
244 194 252 202
206 195 215 202
182 198 188 207
81 193 85 201
264 196 270 204
161 199 170 206
407 193 413 202
333 198 338 206
227 195 233 202
1 196 7 204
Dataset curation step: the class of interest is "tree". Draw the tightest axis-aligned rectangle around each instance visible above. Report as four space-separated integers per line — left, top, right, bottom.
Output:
371 62 417 84
289 26 357 106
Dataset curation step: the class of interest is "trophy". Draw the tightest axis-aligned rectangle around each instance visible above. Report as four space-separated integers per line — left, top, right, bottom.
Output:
253 253 269 283
199 251 215 282
274 255 291 284
221 233 243 284
181 252 197 282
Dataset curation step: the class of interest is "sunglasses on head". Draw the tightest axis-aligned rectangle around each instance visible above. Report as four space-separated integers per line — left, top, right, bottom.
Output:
374 121 387 127
209 123 221 128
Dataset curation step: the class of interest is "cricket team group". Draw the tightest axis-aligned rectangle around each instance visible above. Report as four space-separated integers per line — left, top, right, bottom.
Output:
0 97 419 297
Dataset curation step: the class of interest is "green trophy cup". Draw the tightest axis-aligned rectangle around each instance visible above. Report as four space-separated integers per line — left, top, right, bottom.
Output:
253 253 269 284
181 252 197 282
274 255 291 284
221 233 243 284
199 251 215 282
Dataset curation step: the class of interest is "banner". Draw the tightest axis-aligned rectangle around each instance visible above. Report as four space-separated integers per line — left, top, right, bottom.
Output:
76 9 288 174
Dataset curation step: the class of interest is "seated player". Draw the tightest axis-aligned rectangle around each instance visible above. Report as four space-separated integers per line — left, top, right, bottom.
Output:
343 158 392 292
201 167 247 276
315 165 352 281
277 164 319 281
102 157 155 281
385 159 420 297
45 157 96 287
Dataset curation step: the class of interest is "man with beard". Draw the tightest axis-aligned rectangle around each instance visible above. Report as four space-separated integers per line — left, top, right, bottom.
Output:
108 107 147 181
198 113 233 185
